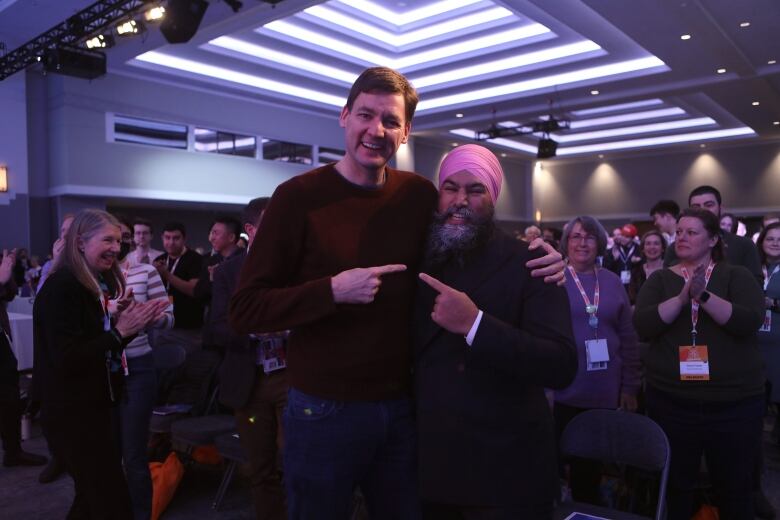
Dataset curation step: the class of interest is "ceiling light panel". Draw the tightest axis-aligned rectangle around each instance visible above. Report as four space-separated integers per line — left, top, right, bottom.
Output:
554 117 716 143
557 127 755 155
571 99 664 116
337 0 486 27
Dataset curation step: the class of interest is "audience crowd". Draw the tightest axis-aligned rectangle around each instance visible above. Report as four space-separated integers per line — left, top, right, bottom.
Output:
1 66 779 520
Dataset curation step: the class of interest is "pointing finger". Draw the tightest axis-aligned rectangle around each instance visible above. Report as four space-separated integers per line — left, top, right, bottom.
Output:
419 272 451 294
371 264 407 276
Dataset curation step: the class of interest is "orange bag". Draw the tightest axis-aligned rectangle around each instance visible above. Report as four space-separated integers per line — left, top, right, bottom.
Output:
692 504 719 520
191 444 223 465
149 452 185 520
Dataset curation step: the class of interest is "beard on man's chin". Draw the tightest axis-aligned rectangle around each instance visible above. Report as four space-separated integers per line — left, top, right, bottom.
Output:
425 205 495 268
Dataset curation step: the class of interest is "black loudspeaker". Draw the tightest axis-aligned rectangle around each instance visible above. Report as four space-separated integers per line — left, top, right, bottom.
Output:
160 0 209 44
43 46 106 79
537 138 558 159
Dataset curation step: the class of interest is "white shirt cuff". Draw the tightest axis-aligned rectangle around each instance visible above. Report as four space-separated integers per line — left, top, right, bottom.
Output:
465 310 484 347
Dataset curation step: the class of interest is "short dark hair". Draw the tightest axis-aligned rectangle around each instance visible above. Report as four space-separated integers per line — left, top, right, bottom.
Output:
649 199 680 218
757 222 780 266
132 218 153 233
688 185 722 206
677 207 724 262
560 216 609 258
345 67 419 123
162 221 186 237
213 216 241 242
241 197 270 227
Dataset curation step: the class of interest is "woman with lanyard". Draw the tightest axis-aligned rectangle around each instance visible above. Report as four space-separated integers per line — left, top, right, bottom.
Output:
757 222 780 437
634 207 765 520
554 215 640 504
33 209 168 519
627 230 666 306
115 217 174 520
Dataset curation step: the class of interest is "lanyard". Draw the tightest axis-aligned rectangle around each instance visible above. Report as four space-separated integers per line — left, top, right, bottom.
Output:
165 250 185 291
763 265 779 292
568 265 600 329
681 261 715 345
618 244 636 267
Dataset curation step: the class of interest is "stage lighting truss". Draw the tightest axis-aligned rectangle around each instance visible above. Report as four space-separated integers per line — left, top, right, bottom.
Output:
0 0 163 80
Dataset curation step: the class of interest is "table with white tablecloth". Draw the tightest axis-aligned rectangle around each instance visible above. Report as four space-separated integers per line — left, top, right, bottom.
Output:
8 312 34 370
7 296 34 315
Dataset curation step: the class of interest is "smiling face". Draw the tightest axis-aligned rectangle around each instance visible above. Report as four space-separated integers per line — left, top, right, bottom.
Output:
81 224 121 274
762 228 780 262
338 92 410 180
643 234 664 261
437 170 493 226
567 221 599 271
674 216 718 262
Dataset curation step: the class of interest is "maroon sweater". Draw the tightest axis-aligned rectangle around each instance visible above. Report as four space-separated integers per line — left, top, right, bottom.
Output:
231 164 438 401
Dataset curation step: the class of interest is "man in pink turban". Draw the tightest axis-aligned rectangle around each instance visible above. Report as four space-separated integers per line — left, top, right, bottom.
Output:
415 144 578 519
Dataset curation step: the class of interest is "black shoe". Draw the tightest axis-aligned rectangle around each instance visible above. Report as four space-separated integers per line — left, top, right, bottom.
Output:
38 458 64 484
3 450 48 467
755 490 777 520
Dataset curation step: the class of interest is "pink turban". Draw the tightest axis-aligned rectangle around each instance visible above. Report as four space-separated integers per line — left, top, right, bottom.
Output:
438 144 503 203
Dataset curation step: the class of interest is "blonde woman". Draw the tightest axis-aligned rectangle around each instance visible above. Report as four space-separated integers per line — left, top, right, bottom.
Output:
33 209 167 519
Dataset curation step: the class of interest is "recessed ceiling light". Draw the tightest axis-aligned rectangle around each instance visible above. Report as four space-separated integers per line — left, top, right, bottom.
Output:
680 34 691 40
699 144 706 148
451 142 458 147
739 21 750 28
598 154 604 158
773 121 780 126
500 153 507 157
455 113 464 118
590 89 599 95
716 68 726 74
769 60 777 65
752 101 760 106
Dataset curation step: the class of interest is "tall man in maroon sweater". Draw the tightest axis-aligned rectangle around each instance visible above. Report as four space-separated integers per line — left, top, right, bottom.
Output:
230 67 563 520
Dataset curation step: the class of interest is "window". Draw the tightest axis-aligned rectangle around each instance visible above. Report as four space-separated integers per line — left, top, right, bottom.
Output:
317 147 345 165
193 128 257 157
262 139 313 165
113 115 187 149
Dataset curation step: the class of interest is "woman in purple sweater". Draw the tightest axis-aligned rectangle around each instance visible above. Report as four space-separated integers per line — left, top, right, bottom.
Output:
554 215 641 504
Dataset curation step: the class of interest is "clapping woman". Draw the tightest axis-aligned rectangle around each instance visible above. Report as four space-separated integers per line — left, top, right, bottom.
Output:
33 209 168 519
634 208 765 519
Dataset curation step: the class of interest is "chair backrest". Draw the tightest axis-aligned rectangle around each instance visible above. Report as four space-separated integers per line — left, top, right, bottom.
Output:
164 349 222 415
559 409 670 520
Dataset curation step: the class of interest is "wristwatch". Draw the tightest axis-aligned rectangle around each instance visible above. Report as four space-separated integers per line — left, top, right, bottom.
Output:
699 290 711 303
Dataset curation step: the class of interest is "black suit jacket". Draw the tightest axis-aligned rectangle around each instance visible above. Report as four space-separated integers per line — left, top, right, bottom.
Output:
212 251 257 409
32 268 128 408
414 229 577 508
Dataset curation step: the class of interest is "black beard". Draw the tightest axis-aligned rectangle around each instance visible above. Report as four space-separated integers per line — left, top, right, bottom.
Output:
425 206 495 269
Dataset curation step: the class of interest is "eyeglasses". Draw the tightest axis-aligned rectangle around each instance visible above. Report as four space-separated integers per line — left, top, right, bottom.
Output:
569 233 597 244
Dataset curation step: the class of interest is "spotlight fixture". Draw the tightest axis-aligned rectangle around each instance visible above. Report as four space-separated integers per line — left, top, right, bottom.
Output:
537 138 558 159
455 113 464 118
590 89 599 95
144 6 166 22
680 34 691 40
716 68 726 74
752 101 760 106
739 21 750 27
116 19 144 36
451 142 458 147
43 45 106 80
85 34 115 49
500 153 507 157
769 60 777 65
773 121 779 126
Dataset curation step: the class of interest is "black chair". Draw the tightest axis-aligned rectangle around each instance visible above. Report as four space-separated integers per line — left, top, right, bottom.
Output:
554 409 670 520
212 431 247 510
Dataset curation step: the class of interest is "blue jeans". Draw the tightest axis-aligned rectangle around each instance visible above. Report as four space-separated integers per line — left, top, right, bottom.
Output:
283 388 420 520
120 353 157 520
646 387 764 520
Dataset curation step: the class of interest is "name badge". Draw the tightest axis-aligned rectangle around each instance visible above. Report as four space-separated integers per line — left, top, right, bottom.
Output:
255 337 287 374
759 310 772 333
585 338 609 371
679 345 710 381
620 270 631 285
